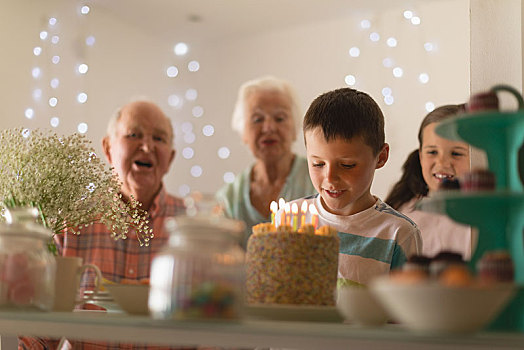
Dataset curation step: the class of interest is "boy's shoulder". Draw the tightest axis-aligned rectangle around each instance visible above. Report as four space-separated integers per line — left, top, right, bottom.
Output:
372 199 417 227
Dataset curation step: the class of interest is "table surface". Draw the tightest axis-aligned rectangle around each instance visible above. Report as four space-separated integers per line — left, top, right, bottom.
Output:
1 310 524 350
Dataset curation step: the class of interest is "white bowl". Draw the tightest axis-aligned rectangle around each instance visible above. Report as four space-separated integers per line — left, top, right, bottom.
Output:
371 277 515 333
336 287 389 326
104 284 149 315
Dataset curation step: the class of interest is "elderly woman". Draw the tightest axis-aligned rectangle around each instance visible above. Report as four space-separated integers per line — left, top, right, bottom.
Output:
216 76 316 245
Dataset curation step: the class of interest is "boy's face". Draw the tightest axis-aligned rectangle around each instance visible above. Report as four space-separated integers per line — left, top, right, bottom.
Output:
305 128 388 216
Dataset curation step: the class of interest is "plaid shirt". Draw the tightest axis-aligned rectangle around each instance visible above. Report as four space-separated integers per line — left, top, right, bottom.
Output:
19 187 197 350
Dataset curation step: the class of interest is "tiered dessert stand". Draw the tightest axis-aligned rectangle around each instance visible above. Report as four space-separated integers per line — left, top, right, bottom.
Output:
418 109 524 331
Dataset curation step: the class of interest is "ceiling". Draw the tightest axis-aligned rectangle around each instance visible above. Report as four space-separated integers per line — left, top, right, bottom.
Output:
91 0 427 44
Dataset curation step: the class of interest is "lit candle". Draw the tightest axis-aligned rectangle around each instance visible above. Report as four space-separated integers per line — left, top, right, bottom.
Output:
279 198 286 226
278 198 285 210
309 203 318 229
285 202 291 226
270 201 278 226
300 200 307 228
291 203 298 231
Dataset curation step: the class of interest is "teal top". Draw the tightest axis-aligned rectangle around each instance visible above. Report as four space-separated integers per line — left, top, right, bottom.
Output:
215 155 316 247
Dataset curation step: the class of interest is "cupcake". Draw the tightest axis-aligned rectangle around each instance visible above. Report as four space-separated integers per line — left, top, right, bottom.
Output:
476 250 514 283
461 169 496 192
429 251 465 277
466 90 499 112
403 255 432 275
439 178 461 191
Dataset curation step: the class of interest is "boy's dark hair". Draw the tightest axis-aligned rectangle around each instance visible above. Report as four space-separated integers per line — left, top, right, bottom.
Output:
385 104 466 210
303 88 385 155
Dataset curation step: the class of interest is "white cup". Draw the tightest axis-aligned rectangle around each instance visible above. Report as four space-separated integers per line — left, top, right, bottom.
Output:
53 256 103 312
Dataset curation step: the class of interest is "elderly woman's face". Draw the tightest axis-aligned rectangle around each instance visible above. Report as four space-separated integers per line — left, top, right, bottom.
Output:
242 90 296 162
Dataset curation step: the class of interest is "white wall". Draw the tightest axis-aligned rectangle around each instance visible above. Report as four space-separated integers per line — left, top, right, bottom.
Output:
0 0 469 201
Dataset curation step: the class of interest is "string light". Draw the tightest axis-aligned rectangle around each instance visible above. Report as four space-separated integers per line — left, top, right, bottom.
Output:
218 147 230 159
185 89 197 100
418 73 429 84
192 106 204 118
80 5 90 15
77 92 88 104
25 108 34 119
168 94 182 107
344 74 356 86
78 63 89 74
182 147 194 159
349 47 360 57
190 165 203 178
50 117 60 127
179 184 191 197
188 60 200 72
223 172 235 184
77 122 88 133
392 67 403 78
86 35 96 46
166 66 179 77
360 19 371 29
174 42 188 56
202 125 214 136
386 37 397 47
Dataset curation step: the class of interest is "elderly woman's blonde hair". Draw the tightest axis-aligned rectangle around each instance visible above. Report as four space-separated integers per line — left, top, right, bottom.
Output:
231 76 302 139
106 98 174 146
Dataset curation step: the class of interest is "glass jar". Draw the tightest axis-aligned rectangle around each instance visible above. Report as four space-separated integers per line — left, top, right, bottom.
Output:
0 207 56 311
149 215 245 320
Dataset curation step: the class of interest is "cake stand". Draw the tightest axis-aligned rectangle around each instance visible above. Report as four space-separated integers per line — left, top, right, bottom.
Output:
418 110 524 331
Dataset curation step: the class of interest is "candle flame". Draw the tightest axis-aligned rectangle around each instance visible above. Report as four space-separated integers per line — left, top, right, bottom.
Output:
291 202 298 214
270 201 278 214
278 198 286 210
309 204 318 215
284 202 291 214
301 200 308 214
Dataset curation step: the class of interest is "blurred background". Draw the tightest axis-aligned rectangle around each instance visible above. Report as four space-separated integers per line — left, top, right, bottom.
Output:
1 0 517 199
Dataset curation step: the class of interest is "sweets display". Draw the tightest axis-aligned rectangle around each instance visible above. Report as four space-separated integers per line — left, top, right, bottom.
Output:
476 250 515 283
439 178 461 191
390 250 514 286
246 223 339 306
461 169 496 191
466 90 499 112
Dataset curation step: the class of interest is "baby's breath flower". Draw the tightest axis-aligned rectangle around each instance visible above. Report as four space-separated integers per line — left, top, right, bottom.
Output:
0 128 152 246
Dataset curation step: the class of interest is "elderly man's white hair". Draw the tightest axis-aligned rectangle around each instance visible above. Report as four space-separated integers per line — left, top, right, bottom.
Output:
106 98 174 146
231 76 302 139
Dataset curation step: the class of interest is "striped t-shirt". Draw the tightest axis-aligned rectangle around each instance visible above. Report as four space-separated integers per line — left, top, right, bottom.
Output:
285 194 422 286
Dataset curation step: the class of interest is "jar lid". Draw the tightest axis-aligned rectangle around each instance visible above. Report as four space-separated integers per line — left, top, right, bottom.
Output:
0 207 52 240
165 215 245 243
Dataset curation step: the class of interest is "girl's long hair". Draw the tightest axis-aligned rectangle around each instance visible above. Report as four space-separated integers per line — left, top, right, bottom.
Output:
385 104 465 210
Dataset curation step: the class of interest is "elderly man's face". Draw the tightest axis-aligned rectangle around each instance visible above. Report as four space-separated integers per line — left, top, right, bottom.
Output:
242 90 296 162
103 102 175 202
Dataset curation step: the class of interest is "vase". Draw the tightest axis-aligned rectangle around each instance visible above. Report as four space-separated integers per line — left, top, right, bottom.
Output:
0 207 56 311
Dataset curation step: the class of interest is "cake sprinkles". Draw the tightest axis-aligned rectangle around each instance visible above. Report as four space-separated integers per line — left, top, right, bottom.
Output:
246 223 339 306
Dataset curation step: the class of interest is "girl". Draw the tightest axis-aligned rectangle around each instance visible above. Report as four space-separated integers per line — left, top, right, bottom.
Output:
385 104 475 260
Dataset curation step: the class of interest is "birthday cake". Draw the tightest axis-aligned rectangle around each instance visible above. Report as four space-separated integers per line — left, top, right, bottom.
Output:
246 223 339 306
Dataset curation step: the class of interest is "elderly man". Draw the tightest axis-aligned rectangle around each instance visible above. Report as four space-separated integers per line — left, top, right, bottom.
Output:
58 100 185 286
20 100 190 350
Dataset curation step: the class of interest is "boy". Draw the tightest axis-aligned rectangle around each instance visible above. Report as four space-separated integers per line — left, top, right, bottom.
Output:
297 88 422 286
